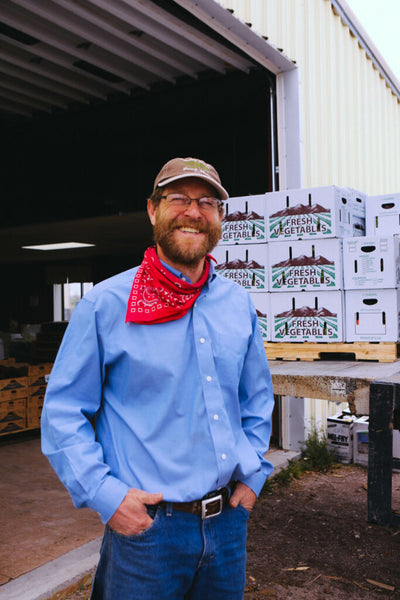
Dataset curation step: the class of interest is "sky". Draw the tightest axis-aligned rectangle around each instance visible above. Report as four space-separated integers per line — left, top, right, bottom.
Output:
345 0 400 82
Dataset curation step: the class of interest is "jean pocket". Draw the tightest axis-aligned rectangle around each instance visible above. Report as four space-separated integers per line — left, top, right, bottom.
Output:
112 507 160 540
236 503 251 519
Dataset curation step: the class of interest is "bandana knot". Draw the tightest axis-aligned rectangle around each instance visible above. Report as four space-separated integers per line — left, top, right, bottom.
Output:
125 247 212 324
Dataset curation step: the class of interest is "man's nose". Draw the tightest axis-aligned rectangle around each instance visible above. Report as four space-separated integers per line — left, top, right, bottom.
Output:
183 199 202 217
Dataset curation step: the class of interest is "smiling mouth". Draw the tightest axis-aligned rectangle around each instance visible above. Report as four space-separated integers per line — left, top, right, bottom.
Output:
178 227 203 234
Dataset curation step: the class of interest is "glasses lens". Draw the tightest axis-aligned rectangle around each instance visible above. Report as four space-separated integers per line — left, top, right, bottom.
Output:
166 194 188 206
198 197 220 210
163 194 221 210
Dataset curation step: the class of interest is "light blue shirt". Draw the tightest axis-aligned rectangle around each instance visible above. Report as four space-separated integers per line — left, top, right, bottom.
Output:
41 261 274 524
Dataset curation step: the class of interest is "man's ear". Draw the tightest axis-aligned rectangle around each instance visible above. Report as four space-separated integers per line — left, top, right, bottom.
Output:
147 198 156 226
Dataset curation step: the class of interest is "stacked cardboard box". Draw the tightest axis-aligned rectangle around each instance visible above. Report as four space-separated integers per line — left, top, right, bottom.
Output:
341 192 400 343
27 363 52 429
213 187 400 345
0 375 28 435
216 194 270 340
366 193 400 237
214 186 367 342
265 186 366 342
343 235 400 341
0 361 52 436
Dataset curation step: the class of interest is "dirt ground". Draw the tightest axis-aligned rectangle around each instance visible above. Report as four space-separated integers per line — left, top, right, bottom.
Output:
61 464 400 600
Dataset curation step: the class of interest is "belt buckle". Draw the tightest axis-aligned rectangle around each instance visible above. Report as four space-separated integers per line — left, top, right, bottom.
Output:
201 494 223 519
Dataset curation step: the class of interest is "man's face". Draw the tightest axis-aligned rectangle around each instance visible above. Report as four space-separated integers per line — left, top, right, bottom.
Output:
148 177 223 268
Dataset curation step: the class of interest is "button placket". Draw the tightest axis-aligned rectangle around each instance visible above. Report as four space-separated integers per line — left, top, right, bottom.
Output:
193 308 235 484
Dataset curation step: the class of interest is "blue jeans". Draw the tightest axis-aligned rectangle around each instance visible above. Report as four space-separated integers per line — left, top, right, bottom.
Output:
90 503 249 599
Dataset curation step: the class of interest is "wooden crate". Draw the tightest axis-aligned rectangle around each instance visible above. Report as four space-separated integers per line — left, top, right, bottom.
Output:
28 363 53 378
264 341 400 363
0 377 28 401
0 397 27 436
27 395 44 429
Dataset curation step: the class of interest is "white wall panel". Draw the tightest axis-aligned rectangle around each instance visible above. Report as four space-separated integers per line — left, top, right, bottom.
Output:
217 0 400 194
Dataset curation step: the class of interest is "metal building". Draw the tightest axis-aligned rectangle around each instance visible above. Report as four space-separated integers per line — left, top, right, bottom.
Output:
217 0 400 193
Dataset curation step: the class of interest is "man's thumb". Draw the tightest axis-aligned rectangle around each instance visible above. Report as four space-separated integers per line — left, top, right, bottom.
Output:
142 491 163 505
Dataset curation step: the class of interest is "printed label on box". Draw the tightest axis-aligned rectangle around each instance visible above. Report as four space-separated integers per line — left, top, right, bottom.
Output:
269 207 332 239
266 187 354 241
270 292 343 341
221 195 266 244
213 244 268 292
269 239 342 291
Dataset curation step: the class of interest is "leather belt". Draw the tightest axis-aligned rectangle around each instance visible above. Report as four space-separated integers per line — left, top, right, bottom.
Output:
162 484 234 519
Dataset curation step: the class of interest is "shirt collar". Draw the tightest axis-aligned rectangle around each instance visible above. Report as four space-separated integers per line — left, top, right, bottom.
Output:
160 258 216 285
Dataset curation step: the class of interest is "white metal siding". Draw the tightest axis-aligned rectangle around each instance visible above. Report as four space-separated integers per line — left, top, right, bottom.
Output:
217 0 400 194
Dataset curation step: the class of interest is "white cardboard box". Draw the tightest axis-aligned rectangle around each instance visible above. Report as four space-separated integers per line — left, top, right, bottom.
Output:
344 289 400 342
213 243 269 292
353 416 369 467
221 195 267 244
348 188 366 237
265 186 354 241
249 292 270 340
343 235 400 289
352 416 400 465
270 290 344 342
269 238 343 292
366 193 400 236
327 412 356 464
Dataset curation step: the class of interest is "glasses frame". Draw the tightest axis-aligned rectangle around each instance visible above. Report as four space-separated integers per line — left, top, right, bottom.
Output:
160 193 223 212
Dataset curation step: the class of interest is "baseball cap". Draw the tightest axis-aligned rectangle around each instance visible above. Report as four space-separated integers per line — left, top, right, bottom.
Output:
153 157 229 200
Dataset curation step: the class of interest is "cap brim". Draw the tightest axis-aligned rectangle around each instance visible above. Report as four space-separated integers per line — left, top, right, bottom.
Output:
157 173 229 200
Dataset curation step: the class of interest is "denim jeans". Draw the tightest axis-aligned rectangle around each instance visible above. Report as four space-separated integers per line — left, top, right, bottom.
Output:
90 503 249 599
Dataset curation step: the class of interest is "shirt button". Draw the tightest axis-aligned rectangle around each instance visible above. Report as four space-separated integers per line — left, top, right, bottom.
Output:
200 337 205 344
206 376 212 382
213 414 219 421
221 453 227 460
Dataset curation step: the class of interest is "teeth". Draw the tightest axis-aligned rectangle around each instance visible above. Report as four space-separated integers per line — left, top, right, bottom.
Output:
179 227 200 233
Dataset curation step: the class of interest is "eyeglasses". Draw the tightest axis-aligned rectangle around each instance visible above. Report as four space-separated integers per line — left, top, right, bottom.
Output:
160 193 223 212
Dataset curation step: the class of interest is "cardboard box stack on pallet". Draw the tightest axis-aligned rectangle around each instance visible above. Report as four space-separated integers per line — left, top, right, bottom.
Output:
0 359 52 437
214 187 400 352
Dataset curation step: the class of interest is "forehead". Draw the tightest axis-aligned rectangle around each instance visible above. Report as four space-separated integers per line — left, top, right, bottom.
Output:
162 176 218 197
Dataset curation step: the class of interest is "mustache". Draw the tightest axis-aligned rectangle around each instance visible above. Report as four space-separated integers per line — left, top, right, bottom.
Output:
170 218 208 232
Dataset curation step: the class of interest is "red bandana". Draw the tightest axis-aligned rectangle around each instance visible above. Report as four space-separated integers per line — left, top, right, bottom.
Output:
125 246 212 324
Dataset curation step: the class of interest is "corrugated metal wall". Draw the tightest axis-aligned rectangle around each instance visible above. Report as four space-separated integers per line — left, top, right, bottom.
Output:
218 0 400 195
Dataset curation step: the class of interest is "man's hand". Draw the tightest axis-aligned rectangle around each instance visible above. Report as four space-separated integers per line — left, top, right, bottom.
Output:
229 482 257 512
108 488 163 536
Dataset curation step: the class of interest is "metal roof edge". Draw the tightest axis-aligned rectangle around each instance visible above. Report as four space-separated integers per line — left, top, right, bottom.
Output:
172 0 297 75
332 0 400 102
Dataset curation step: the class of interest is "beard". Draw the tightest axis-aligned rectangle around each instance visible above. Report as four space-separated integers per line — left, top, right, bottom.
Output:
153 210 222 267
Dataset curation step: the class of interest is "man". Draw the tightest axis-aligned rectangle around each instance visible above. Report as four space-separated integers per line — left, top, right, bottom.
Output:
41 157 274 599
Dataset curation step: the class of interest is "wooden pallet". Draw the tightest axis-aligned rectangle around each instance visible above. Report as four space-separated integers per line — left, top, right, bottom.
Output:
264 341 400 363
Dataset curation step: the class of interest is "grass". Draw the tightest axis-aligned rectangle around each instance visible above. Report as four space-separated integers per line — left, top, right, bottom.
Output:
262 423 338 494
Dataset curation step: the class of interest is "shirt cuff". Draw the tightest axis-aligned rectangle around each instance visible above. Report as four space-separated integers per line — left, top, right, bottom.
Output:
240 465 273 497
90 475 130 524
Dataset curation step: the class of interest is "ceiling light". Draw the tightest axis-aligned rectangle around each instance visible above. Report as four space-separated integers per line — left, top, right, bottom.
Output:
22 242 95 251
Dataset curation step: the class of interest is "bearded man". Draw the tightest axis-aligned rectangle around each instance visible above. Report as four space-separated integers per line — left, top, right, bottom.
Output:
41 157 274 599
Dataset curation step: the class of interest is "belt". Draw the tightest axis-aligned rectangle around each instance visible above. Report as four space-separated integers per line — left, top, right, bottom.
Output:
162 484 235 520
